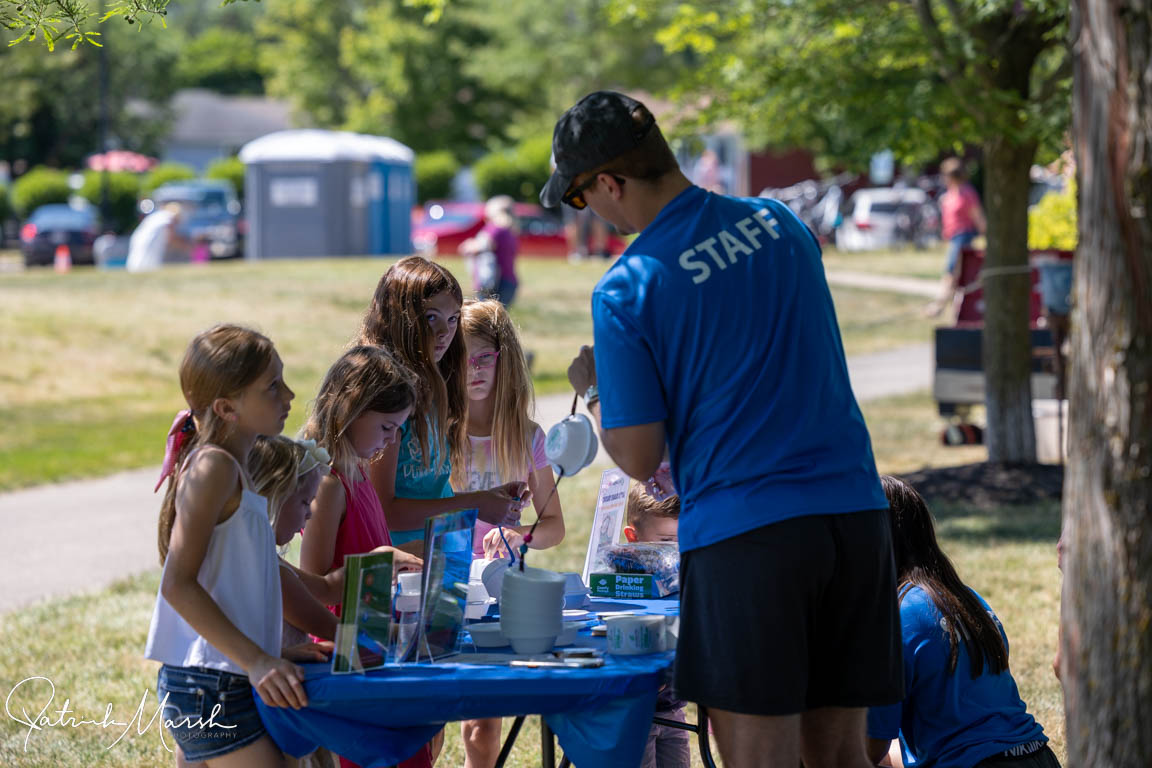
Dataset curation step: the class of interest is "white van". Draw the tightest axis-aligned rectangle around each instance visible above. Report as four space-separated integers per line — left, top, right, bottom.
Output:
834 187 932 252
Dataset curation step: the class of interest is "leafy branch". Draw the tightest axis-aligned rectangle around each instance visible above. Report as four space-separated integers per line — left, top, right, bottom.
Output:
4 0 209 48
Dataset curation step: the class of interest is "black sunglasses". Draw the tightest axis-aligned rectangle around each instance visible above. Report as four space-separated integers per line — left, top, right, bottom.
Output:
562 173 626 210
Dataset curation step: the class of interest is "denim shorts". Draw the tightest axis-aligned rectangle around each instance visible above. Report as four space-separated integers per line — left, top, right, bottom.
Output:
157 664 267 761
945 230 978 274
1036 262 1073 316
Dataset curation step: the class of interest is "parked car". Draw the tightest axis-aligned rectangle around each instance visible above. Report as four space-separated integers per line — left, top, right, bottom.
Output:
412 201 626 258
835 187 933 252
140 179 242 259
20 204 98 267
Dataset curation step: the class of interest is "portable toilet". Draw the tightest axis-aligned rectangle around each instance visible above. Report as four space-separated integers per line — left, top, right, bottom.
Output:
239 130 414 260
356 134 415 255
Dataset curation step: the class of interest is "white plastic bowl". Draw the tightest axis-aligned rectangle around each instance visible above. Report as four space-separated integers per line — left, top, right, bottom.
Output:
508 634 556 654
467 622 509 649
555 620 585 647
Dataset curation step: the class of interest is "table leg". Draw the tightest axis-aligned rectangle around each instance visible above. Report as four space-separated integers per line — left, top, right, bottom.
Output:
651 706 718 768
494 715 526 768
697 706 717 768
540 717 556 768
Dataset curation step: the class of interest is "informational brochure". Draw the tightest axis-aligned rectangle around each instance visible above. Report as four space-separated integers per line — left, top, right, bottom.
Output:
331 550 394 674
581 468 629 586
396 508 478 663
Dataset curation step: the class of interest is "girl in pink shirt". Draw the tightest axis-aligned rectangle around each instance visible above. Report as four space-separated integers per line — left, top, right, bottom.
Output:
927 158 987 316
298 345 432 768
299 345 422 605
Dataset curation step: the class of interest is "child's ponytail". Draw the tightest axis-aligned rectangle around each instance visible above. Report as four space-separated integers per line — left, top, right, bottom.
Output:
157 412 197 564
156 324 276 564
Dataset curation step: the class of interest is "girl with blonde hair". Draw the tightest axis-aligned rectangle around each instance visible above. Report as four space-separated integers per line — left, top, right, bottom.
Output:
455 299 565 768
249 436 348 643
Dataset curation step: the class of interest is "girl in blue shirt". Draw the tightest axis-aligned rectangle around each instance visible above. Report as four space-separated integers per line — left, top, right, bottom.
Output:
359 257 526 549
867 476 1060 768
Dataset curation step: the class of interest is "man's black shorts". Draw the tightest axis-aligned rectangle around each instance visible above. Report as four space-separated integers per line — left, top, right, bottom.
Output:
674 509 904 716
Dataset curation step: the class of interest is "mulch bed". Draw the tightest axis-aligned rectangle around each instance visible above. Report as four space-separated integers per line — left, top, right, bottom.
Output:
895 462 1064 509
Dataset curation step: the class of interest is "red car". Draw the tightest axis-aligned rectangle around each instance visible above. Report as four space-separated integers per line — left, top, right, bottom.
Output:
411 201 626 258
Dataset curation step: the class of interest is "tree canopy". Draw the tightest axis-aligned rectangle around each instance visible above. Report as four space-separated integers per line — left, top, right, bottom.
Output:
0 16 178 168
613 0 1071 171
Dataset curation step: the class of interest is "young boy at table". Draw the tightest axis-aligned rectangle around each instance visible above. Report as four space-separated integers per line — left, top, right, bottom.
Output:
625 483 689 768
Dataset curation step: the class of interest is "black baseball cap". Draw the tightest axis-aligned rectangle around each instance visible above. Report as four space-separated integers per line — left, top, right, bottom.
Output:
540 91 657 208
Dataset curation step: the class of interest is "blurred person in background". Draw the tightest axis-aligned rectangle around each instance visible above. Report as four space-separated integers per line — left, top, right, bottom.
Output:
563 204 612 261
925 158 986 316
460 196 520 306
126 203 187 273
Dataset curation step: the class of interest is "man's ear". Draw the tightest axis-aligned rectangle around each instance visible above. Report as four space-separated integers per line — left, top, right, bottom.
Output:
623 525 639 543
600 173 624 200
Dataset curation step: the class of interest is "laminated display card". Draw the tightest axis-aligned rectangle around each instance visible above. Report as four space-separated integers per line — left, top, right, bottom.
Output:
581 468 629 586
397 507 478 662
331 550 394 674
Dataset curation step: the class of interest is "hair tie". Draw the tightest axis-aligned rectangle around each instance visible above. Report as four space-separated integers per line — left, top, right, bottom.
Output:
155 410 195 492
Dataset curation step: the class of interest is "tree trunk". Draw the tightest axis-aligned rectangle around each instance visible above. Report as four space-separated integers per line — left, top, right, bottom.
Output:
981 134 1039 463
1062 0 1152 765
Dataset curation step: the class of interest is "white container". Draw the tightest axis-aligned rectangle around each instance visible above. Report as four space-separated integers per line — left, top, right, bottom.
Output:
467 622 509 649
398 571 422 595
500 566 565 654
394 572 423 651
562 572 590 609
482 559 511 604
1033 398 1069 464
470 558 493 584
605 615 666 655
555 620 585 647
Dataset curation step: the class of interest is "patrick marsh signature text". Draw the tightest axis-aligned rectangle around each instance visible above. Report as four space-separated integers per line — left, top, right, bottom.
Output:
5 676 235 753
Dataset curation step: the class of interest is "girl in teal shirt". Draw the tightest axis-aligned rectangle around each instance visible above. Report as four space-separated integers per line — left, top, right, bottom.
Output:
358 256 527 548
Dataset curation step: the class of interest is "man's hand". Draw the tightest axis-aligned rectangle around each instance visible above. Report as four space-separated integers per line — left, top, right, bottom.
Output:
568 345 597 395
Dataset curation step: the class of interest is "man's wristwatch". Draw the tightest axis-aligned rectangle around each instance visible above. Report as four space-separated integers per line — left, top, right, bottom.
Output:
583 384 599 407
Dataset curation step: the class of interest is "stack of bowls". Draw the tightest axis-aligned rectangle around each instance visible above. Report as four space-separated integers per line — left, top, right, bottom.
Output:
499 566 565 654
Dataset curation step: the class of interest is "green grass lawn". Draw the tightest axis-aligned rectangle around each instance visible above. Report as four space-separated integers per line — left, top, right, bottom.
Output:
821 244 953 280
0 257 939 491
0 388 1069 768
2 249 1058 768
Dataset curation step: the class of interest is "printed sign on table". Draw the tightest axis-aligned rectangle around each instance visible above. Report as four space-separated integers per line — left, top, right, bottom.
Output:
581 468 629 586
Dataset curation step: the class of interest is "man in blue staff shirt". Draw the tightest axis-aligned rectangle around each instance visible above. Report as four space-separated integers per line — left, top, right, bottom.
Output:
544 91 903 768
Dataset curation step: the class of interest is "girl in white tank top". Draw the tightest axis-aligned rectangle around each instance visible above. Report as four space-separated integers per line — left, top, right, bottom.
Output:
143 325 328 767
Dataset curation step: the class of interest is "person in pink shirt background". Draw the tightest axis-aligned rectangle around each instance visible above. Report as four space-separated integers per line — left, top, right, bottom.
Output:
927 157 987 316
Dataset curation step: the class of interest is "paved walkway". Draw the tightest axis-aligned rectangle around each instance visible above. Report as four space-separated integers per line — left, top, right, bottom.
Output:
825 270 939 298
0 269 935 615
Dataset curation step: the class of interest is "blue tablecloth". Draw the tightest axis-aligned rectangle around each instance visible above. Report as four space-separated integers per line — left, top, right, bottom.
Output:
256 598 679 768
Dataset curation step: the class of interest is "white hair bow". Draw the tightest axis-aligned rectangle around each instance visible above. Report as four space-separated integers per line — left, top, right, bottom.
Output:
296 438 331 476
